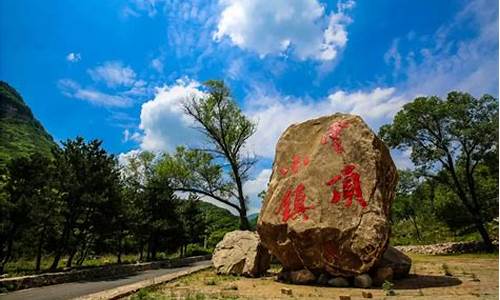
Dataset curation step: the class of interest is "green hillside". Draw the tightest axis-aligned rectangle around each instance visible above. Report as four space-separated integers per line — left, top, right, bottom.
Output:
0 81 57 166
196 201 240 248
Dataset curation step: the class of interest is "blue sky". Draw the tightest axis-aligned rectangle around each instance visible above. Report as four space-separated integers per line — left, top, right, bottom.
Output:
1 0 498 213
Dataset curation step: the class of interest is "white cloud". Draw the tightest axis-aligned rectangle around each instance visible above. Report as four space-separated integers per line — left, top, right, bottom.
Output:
245 86 403 158
150 58 164 73
123 129 143 143
214 0 354 61
88 61 137 88
138 78 205 152
244 168 272 214
387 0 498 97
123 0 163 18
58 79 132 107
393 149 414 170
66 52 81 63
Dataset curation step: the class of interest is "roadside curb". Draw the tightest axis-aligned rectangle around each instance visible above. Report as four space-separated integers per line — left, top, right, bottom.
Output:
0 255 211 292
73 263 212 300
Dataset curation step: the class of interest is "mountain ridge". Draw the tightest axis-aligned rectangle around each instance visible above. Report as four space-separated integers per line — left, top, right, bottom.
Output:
0 81 57 166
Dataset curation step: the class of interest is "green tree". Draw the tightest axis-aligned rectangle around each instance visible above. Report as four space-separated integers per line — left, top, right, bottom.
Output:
380 92 498 250
178 195 206 257
0 154 59 273
49 137 121 270
181 80 256 229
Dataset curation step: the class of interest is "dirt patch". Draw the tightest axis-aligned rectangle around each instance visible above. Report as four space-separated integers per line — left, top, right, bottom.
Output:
128 253 498 299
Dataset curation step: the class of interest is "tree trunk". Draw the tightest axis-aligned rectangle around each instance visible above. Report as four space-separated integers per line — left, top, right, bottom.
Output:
50 220 71 271
409 216 422 241
66 249 77 268
35 228 45 272
139 242 144 261
238 209 250 230
443 153 494 251
50 251 63 272
473 216 494 251
1 226 18 272
234 179 249 230
117 235 123 264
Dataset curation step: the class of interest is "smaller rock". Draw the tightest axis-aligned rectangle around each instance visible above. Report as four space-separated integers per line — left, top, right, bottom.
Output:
281 287 293 296
277 270 291 282
289 269 316 284
317 274 329 285
212 230 271 277
328 277 350 287
373 266 394 286
354 274 372 288
339 296 351 300
362 291 373 298
376 246 411 279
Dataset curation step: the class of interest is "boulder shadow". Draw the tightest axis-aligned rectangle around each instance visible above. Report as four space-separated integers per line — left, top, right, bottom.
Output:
393 274 462 289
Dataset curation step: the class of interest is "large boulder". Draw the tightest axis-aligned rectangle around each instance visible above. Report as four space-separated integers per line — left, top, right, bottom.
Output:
212 230 271 277
257 114 398 277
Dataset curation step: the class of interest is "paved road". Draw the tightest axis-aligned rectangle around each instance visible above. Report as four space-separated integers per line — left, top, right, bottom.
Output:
0 260 211 300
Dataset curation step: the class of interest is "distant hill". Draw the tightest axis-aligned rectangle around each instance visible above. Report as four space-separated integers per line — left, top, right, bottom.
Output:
0 81 57 166
248 213 259 230
196 201 240 249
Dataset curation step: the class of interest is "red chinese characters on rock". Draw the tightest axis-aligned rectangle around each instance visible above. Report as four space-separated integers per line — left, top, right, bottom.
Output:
326 164 368 209
321 120 350 154
275 183 315 222
279 154 310 176
275 154 314 222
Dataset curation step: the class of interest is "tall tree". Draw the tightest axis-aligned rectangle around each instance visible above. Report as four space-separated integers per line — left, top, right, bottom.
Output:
379 92 498 250
49 137 121 270
0 155 58 273
181 80 257 229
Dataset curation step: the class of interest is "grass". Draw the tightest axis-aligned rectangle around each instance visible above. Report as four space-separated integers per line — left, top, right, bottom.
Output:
131 286 242 300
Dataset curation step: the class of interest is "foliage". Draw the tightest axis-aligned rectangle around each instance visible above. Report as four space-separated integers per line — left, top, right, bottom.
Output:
382 280 396 296
380 92 498 249
182 80 257 229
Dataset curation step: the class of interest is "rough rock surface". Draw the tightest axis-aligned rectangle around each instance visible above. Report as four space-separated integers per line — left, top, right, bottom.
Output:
328 277 350 287
257 114 398 277
372 266 394 286
289 269 316 284
354 274 373 288
374 246 411 279
212 230 270 277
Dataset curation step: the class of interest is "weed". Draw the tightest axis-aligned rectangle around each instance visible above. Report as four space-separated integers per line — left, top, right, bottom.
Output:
471 273 480 282
382 280 396 296
442 263 453 276
205 279 216 285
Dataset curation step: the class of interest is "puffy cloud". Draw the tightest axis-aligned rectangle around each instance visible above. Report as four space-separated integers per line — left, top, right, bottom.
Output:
138 79 205 152
66 52 81 63
245 86 403 158
58 79 132 107
214 0 354 61
88 61 137 88
244 168 272 214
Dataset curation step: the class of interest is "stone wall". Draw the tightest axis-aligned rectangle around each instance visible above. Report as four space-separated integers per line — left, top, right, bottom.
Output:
395 241 498 255
0 255 211 292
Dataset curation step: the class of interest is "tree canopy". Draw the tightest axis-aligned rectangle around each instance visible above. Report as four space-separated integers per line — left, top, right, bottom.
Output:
380 92 498 249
